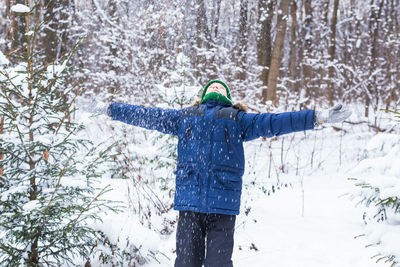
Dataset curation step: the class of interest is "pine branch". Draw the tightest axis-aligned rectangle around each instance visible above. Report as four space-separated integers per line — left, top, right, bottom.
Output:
41 151 77 228
1 147 28 163
84 143 116 173
67 185 111 231
0 69 25 108
54 92 81 135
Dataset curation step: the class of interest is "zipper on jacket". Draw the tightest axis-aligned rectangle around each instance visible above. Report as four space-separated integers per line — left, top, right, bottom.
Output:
225 128 232 153
206 109 217 212
185 126 191 144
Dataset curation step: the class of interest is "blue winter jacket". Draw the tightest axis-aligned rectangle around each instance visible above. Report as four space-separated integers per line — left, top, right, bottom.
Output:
108 100 315 215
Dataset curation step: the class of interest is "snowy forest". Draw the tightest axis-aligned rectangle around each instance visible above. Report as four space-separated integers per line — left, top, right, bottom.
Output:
0 0 399 266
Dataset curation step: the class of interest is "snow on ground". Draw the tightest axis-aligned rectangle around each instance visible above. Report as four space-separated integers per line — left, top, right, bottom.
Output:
155 177 384 266
144 170 387 267
233 172 386 267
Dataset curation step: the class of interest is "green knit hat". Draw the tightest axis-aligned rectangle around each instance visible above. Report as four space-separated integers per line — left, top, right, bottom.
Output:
201 80 232 105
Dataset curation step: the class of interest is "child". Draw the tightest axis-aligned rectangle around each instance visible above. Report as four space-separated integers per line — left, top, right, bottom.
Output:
85 80 351 267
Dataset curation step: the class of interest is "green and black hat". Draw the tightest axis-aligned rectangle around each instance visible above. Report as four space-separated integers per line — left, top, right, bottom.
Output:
200 80 232 105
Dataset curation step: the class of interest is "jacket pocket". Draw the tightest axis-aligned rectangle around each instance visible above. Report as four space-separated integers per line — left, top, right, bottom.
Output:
174 166 200 208
175 166 199 186
213 171 242 191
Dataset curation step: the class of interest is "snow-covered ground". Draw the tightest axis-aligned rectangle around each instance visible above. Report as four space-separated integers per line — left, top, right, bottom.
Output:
232 172 386 267
141 172 387 267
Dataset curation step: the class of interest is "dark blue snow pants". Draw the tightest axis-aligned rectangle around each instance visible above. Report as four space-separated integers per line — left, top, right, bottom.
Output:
174 211 236 267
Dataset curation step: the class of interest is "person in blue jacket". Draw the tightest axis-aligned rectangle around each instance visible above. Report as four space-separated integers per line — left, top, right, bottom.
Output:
85 80 351 267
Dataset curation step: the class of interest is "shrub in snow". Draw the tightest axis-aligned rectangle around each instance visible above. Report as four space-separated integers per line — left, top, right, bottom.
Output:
0 12 118 267
349 115 400 267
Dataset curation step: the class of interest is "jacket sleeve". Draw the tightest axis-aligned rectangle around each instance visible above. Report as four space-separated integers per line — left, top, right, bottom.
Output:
108 102 181 136
238 110 315 141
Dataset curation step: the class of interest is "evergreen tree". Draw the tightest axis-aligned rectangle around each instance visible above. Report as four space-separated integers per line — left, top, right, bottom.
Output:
0 3 117 266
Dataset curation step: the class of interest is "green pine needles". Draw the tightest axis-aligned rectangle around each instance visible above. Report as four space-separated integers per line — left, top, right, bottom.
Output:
349 109 400 267
351 175 400 266
0 4 118 267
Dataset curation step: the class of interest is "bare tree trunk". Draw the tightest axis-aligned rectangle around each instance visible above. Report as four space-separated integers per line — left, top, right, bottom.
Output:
302 0 313 102
108 0 120 95
289 0 298 95
343 0 354 79
346 0 363 103
315 0 330 101
195 0 211 80
237 0 248 81
394 0 400 106
3 0 11 52
0 116 4 178
208 0 222 83
8 0 26 55
42 0 72 64
258 0 275 102
328 0 339 105
266 0 291 105
195 0 210 49
385 0 398 109
366 0 384 119
211 0 222 39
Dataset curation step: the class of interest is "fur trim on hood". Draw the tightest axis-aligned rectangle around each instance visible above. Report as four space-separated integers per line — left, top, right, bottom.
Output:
191 98 248 112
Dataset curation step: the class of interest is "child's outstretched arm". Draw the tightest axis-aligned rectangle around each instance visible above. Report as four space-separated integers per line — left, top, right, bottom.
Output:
107 103 181 135
238 109 315 141
78 99 181 136
238 104 351 141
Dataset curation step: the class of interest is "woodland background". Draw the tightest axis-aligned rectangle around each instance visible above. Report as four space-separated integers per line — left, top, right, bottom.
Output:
1 0 399 114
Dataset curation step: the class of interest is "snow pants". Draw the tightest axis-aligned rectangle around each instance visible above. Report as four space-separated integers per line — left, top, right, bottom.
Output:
174 210 236 267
